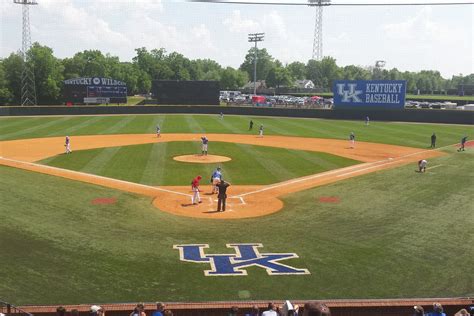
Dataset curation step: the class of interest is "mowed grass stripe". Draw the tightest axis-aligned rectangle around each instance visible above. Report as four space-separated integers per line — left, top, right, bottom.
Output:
0 116 75 140
0 117 43 134
99 144 154 183
233 143 280 183
81 146 122 175
47 116 107 137
100 116 137 134
140 142 168 185
184 115 205 134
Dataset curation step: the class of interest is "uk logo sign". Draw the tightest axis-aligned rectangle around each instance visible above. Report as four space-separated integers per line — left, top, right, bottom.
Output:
336 83 363 102
173 243 310 276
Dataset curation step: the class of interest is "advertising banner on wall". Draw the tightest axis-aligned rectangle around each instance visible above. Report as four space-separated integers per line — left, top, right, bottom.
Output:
63 77 128 104
333 80 406 109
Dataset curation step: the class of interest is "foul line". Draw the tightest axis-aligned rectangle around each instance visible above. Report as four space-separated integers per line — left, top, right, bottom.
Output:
427 164 443 170
0 157 192 197
234 142 456 198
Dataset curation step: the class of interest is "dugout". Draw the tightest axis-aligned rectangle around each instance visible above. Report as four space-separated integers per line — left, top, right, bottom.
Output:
63 77 128 105
152 80 220 105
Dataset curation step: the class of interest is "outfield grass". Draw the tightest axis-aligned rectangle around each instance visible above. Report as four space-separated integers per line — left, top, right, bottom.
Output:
0 115 471 149
1 146 472 305
39 142 359 185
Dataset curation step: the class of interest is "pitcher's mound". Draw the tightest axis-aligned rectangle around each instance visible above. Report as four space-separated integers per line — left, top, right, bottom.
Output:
173 154 231 164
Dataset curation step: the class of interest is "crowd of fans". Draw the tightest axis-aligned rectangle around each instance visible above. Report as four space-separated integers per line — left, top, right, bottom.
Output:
52 301 474 316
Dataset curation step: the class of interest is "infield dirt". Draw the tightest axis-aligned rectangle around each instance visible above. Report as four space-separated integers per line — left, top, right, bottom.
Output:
0 134 444 219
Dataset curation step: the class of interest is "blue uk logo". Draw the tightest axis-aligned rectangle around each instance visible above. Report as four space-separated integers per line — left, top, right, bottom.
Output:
173 243 310 276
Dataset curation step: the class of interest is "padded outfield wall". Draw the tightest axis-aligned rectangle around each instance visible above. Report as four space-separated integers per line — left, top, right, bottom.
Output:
0 106 473 125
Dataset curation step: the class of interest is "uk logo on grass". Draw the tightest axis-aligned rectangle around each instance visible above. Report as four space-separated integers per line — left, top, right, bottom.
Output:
173 243 310 276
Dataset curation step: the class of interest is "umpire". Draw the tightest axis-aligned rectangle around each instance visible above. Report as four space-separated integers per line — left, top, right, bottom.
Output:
216 180 230 212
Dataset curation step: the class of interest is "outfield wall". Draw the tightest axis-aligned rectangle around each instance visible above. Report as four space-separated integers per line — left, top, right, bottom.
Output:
17 298 474 316
0 106 473 124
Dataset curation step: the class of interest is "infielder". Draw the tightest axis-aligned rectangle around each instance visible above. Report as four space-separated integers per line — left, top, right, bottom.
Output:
458 136 468 152
349 132 355 148
65 136 71 154
156 124 161 138
418 159 427 173
201 136 209 155
191 175 202 205
258 125 264 137
210 167 223 194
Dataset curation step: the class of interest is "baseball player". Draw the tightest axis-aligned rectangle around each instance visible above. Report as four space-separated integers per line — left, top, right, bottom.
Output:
219 112 224 119
365 116 370 126
210 167 223 194
65 136 71 154
258 125 264 137
349 132 355 148
458 136 468 152
249 120 254 131
191 175 202 205
156 124 161 138
418 159 427 173
201 136 209 155
430 133 437 148
216 180 230 212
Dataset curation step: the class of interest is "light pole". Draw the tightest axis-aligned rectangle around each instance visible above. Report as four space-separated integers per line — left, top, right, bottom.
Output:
248 33 264 95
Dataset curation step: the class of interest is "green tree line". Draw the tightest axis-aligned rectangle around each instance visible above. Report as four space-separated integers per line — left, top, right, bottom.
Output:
0 43 472 105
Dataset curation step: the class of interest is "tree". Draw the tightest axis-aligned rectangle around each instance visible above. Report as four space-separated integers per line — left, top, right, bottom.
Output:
287 62 306 80
220 67 248 90
0 61 14 105
239 48 275 81
342 65 371 81
266 66 293 89
2 52 24 104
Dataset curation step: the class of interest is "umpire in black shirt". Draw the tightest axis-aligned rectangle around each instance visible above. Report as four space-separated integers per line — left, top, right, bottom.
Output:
216 180 230 212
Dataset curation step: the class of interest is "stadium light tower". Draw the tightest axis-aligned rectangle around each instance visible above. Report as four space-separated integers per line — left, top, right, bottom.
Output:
248 32 264 96
308 0 331 61
14 0 38 106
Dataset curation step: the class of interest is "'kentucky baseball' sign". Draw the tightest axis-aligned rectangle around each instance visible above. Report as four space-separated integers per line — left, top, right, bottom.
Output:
333 80 406 109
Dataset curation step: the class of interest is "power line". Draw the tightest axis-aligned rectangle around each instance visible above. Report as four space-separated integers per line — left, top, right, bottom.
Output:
188 0 473 6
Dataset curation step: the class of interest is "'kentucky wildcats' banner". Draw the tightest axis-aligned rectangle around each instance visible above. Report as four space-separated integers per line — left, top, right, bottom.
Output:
333 80 406 109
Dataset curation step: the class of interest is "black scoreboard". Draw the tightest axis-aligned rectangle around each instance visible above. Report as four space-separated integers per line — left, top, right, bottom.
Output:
152 80 219 105
63 77 128 104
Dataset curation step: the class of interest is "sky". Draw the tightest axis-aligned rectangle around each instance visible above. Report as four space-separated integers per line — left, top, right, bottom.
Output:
1 0 473 78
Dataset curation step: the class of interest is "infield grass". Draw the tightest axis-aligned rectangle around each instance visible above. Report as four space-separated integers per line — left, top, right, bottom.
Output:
39 142 359 185
1 147 473 305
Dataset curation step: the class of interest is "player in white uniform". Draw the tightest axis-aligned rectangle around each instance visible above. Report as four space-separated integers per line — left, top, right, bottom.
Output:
65 136 71 154
156 124 161 137
418 159 427 173
349 132 355 148
258 125 264 137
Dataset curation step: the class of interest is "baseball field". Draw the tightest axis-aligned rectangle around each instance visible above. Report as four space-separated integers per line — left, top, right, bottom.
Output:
0 114 473 305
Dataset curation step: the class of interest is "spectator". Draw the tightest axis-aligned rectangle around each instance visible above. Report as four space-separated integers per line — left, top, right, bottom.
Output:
281 300 298 316
130 307 141 316
245 305 260 316
426 303 446 316
302 302 331 316
152 303 166 316
71 309 80 316
414 305 425 316
262 302 278 316
90 306 103 316
56 307 67 316
136 303 146 316
454 309 470 316
228 306 239 316
163 311 173 316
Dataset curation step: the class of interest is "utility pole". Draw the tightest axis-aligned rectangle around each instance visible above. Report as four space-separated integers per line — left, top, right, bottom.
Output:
14 0 38 106
248 33 264 95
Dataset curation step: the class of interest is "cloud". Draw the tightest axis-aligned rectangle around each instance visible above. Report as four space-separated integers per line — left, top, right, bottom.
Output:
223 10 262 33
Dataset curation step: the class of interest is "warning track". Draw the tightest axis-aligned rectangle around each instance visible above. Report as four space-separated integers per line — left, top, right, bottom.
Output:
0 134 444 219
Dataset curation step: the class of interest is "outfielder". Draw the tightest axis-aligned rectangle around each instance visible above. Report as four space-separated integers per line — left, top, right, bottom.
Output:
191 175 202 205
201 136 209 155
458 136 468 152
210 167 223 194
65 136 71 154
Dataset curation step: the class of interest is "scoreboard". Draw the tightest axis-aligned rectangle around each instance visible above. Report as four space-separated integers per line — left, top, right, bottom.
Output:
63 77 128 104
